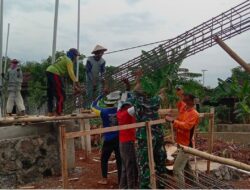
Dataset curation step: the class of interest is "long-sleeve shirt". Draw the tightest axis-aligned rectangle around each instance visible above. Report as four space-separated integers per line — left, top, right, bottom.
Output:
46 55 77 82
173 101 199 147
91 95 118 141
86 56 105 82
7 66 23 92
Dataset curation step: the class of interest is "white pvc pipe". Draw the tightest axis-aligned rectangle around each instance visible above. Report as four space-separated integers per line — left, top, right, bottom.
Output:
4 23 9 74
0 0 3 76
76 0 80 80
52 0 59 64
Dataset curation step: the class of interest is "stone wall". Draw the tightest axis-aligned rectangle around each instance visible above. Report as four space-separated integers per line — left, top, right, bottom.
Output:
0 124 60 188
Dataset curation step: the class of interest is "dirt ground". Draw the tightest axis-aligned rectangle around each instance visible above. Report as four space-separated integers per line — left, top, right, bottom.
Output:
25 136 250 189
26 148 118 189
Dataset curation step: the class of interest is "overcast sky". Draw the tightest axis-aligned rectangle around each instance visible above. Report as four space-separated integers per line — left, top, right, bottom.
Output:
2 0 250 87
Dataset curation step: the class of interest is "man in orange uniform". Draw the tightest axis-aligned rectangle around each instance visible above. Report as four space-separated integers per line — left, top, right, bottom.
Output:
165 86 199 188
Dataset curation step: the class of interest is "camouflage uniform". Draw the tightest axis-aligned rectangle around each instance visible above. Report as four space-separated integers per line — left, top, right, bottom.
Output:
131 92 167 189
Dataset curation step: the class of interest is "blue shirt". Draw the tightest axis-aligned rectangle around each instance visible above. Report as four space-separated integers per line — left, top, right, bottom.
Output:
91 95 118 141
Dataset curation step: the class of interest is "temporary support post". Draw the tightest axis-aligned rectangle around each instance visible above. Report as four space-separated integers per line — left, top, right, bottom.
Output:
84 119 91 156
79 118 86 158
52 0 59 64
146 122 156 189
214 35 250 73
59 125 69 189
207 107 215 173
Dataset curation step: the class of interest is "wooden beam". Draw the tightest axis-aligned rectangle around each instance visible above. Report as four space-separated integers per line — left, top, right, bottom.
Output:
214 35 250 73
181 145 250 172
66 122 146 139
207 108 215 173
146 122 156 189
59 125 69 189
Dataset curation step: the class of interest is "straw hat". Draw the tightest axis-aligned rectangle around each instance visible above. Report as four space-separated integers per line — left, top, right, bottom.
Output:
91 45 107 54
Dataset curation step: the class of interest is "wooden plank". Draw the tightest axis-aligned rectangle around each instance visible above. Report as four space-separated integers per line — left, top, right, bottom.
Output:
66 121 146 139
145 122 156 189
59 125 69 189
66 112 212 139
207 107 215 174
181 145 250 172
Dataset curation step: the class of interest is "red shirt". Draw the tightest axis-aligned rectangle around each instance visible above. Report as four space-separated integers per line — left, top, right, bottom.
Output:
117 106 136 143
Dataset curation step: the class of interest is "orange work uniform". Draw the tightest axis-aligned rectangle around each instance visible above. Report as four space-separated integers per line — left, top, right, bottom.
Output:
173 101 199 147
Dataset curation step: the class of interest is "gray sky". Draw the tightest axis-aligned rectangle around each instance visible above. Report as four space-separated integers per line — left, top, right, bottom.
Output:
3 0 250 87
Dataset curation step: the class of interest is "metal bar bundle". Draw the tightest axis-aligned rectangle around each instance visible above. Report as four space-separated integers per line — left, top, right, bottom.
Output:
105 0 250 89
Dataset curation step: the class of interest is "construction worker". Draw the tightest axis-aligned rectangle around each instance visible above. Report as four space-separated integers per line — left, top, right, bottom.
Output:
116 78 138 189
46 48 80 116
130 69 168 189
5 59 25 116
91 90 122 185
86 45 107 108
165 86 199 188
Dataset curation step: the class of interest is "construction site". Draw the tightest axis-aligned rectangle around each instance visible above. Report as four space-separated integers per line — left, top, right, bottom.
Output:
0 0 250 189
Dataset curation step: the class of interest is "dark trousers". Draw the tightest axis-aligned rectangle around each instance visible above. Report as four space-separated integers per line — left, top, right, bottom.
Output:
119 141 138 189
101 137 122 182
46 72 65 114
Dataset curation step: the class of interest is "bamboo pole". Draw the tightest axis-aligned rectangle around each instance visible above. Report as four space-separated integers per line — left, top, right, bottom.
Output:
76 0 80 80
181 145 250 172
207 107 215 173
0 113 97 125
214 35 250 73
59 125 69 188
145 122 156 189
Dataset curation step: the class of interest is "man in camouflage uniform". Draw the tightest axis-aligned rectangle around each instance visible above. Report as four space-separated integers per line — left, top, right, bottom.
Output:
131 70 168 189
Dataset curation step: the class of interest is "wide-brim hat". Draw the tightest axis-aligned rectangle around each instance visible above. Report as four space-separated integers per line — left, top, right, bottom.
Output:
92 45 107 54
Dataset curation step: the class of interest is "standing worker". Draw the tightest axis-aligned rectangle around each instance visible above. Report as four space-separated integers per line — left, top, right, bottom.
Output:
131 69 168 189
46 48 80 116
86 45 107 108
91 90 122 185
165 87 199 188
5 59 26 116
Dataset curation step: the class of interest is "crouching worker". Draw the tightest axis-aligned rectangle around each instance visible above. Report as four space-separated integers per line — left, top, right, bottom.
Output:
5 59 25 116
165 87 199 188
46 48 80 116
91 90 122 185
117 99 138 189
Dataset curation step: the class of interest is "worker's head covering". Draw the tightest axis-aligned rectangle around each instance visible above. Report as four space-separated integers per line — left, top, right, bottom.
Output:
104 90 121 105
92 45 107 54
67 48 80 62
11 59 19 64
